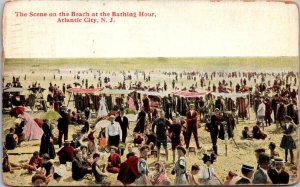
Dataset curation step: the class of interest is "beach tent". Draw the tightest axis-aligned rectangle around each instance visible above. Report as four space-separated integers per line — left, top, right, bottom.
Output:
66 88 103 108
173 90 209 98
136 90 170 97
211 92 251 120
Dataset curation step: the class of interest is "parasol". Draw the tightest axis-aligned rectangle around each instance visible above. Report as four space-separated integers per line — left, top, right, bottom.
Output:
95 119 111 129
40 110 62 121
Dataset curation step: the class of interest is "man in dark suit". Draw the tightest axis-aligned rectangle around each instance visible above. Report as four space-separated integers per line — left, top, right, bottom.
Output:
115 109 129 155
268 157 289 184
58 106 71 147
185 104 200 149
236 164 254 184
252 153 272 184
210 108 221 155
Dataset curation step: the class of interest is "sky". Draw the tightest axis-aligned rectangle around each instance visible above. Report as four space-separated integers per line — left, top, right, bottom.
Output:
3 0 299 58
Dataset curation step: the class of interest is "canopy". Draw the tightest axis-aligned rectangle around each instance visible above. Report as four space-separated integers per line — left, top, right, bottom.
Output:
211 92 249 98
100 89 135 95
3 87 26 93
173 91 208 98
66 88 102 94
136 90 169 97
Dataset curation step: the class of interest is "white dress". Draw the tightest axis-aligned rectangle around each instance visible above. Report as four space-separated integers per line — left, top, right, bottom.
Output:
97 97 108 118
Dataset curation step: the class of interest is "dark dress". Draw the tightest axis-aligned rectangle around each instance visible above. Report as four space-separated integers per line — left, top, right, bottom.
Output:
280 123 296 150
169 123 181 150
39 123 56 159
134 111 146 133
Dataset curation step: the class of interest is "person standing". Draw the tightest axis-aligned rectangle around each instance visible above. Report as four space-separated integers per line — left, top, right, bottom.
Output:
97 95 108 119
169 117 182 163
57 106 71 147
267 157 289 184
134 107 146 134
115 109 129 155
39 120 56 159
280 116 296 164
185 104 200 149
257 99 266 129
105 115 122 147
172 146 187 185
152 110 170 162
264 98 272 126
210 109 221 155
252 153 272 184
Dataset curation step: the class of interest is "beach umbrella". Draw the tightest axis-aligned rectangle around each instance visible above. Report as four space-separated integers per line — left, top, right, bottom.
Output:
40 110 62 121
95 119 111 129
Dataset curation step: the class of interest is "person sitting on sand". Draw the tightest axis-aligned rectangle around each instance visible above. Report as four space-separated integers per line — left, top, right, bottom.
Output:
57 140 74 164
92 153 111 185
223 171 239 185
70 134 82 149
40 153 54 179
5 127 18 150
187 164 200 185
72 149 92 180
14 119 25 145
2 147 22 173
133 132 144 146
47 165 66 186
252 124 267 140
150 161 170 185
31 173 48 186
242 126 252 139
106 146 121 173
22 151 42 173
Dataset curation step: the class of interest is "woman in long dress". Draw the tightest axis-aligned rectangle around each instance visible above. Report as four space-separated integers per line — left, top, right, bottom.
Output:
128 96 136 111
19 112 44 141
97 96 108 118
39 121 56 159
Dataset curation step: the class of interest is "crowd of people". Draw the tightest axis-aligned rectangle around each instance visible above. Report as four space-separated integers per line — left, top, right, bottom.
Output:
2 68 299 186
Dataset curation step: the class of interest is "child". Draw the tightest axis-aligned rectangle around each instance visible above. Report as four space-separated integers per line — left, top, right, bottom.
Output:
187 164 200 185
242 126 252 139
22 151 41 173
269 142 279 159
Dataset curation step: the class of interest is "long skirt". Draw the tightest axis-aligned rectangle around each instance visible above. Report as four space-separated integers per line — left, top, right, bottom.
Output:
280 135 296 150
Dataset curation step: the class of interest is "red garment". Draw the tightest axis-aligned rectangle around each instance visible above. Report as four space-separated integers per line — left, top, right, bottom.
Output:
117 156 139 185
107 153 121 173
29 156 41 168
34 118 44 128
186 111 198 127
57 146 74 164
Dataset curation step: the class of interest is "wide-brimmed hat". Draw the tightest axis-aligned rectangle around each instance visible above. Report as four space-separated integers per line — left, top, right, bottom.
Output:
110 146 118 151
202 153 216 164
242 164 254 171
